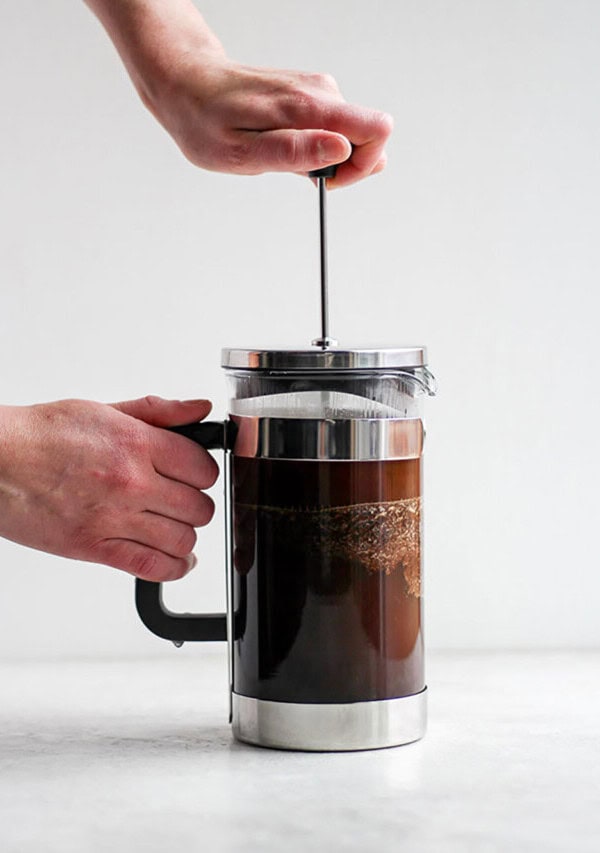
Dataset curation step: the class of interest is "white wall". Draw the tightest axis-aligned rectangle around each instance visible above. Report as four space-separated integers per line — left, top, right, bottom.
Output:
0 0 598 659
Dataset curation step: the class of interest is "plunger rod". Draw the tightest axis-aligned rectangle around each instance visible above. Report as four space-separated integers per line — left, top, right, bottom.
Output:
309 164 338 348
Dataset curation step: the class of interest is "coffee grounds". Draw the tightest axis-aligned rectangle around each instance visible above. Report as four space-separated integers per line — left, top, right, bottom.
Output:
237 497 421 596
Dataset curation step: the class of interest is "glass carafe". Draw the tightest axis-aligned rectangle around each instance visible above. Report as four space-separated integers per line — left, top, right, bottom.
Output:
136 346 436 751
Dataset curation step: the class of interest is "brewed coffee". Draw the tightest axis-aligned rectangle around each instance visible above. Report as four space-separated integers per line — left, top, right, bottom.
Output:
232 457 423 703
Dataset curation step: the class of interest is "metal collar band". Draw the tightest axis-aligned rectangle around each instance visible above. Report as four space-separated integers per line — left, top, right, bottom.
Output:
232 415 424 461
222 347 428 372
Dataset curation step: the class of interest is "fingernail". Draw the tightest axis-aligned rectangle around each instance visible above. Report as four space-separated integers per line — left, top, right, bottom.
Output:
181 399 211 405
186 553 198 572
317 135 350 163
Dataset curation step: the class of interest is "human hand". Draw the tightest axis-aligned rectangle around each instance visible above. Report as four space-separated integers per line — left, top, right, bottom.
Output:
145 56 393 189
0 396 218 581
86 0 392 188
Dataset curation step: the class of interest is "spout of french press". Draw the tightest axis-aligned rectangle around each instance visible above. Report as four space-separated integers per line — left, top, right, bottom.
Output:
308 164 338 349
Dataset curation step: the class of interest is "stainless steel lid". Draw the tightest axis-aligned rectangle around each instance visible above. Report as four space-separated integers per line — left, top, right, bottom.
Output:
222 347 428 372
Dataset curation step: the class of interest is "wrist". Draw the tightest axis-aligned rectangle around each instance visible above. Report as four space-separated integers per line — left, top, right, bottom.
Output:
85 0 226 108
0 405 28 494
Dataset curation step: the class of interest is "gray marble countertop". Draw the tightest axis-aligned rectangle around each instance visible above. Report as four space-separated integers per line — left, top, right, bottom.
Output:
1 650 598 852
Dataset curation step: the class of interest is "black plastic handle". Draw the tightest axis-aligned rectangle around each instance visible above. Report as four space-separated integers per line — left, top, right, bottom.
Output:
135 419 236 645
169 419 238 449
308 164 338 179
135 580 226 643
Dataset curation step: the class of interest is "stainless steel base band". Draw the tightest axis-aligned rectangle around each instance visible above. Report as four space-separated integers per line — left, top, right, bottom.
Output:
232 689 427 752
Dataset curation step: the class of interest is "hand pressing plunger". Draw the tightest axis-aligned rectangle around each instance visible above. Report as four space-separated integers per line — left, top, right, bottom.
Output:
0 0 393 581
85 0 392 188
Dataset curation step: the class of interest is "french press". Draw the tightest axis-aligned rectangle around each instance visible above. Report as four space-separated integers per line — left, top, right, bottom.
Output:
135 165 436 750
136 346 435 750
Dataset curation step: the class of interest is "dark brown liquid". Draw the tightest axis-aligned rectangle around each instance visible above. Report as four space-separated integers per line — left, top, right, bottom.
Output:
232 457 423 703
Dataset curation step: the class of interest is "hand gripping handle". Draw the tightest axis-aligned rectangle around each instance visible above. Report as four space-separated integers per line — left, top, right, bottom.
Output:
135 420 237 644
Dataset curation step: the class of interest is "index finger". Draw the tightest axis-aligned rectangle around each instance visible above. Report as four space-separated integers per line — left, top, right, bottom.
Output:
317 103 393 189
150 428 219 491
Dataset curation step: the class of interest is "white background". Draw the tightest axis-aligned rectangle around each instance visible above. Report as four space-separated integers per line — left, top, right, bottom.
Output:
0 0 598 659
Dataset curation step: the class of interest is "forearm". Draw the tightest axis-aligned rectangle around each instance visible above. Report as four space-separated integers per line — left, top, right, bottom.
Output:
0 403 51 549
84 0 225 106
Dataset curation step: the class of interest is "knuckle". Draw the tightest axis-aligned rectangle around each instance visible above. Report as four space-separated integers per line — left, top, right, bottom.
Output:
314 72 339 92
127 549 160 581
89 458 138 494
172 525 197 558
372 111 394 139
121 423 149 457
141 394 163 409
113 460 142 494
297 90 319 114
281 90 319 123
95 541 178 582
127 550 187 583
278 132 301 167
89 429 149 496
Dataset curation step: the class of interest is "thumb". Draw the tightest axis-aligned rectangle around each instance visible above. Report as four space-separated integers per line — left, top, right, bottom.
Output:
249 129 351 173
111 396 212 427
